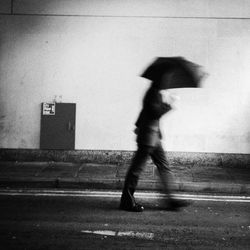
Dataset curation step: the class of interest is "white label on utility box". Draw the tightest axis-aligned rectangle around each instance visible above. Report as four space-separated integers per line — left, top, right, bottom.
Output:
43 103 55 115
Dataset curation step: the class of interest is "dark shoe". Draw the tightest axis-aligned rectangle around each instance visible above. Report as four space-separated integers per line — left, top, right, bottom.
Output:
165 199 190 211
119 203 144 212
120 188 144 212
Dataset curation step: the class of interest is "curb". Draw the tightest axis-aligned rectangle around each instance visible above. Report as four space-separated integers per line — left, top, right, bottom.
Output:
1 161 250 195
1 177 250 195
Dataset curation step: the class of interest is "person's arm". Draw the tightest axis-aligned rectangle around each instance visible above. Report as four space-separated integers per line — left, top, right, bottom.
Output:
144 91 172 119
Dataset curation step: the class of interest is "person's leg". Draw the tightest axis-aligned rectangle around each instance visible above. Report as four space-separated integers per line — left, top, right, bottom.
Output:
151 143 190 210
150 143 173 200
120 145 152 212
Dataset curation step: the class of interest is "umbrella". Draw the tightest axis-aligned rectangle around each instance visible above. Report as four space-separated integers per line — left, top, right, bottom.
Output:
141 57 205 89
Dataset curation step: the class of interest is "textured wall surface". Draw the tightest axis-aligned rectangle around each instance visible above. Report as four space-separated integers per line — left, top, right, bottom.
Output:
1 148 250 168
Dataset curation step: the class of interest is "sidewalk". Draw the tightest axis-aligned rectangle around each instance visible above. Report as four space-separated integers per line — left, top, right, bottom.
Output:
0 161 249 194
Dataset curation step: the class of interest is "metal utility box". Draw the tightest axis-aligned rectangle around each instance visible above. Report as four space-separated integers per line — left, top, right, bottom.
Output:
40 103 76 150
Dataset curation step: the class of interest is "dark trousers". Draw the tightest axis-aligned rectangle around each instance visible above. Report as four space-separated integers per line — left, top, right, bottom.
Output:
121 141 172 206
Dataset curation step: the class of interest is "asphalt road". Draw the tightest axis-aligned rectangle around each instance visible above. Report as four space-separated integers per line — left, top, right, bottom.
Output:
0 189 249 249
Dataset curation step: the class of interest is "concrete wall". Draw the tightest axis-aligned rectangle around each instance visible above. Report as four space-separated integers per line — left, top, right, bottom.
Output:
0 0 250 153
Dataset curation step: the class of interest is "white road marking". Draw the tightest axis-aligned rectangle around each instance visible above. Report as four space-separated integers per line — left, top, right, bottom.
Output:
81 230 154 240
0 189 250 202
82 230 116 236
117 231 154 240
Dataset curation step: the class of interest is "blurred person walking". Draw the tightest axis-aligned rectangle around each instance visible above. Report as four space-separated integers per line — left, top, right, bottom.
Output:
120 57 205 212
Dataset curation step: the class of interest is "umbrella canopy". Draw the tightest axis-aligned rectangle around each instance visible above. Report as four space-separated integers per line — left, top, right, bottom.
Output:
141 57 205 89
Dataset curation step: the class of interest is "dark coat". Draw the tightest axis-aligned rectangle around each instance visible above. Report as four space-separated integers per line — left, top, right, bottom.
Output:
135 85 171 146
